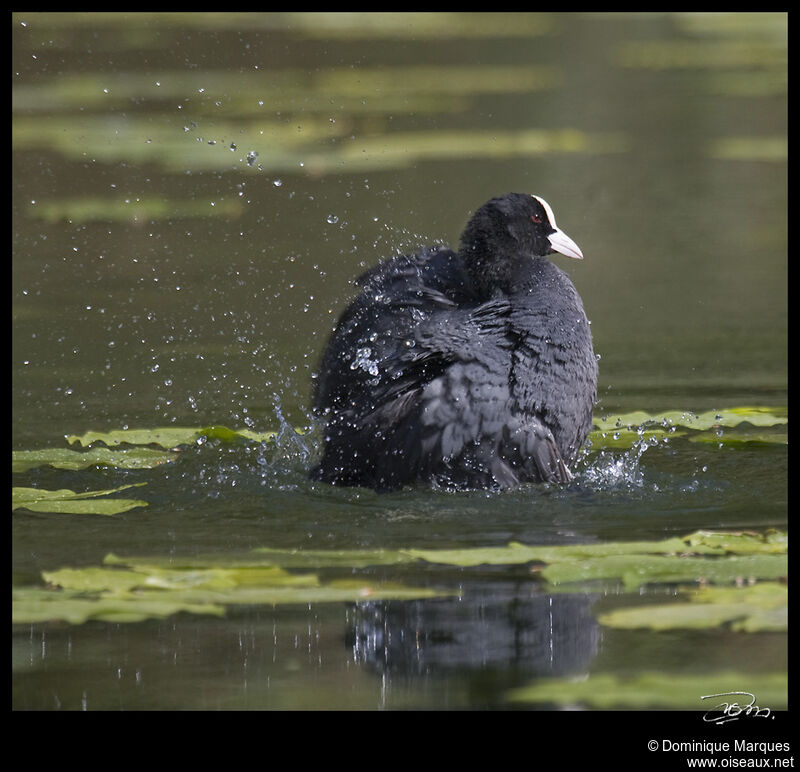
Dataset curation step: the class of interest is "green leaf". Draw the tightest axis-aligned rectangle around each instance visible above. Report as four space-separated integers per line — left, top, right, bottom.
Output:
506 671 788 709
65 425 281 449
100 554 322 592
684 530 787 554
597 583 787 633
710 136 788 162
593 407 787 433
405 530 787 590
587 428 672 449
28 196 245 225
12 446 178 473
251 546 419 569
43 566 155 594
12 484 148 515
544 554 786 589
688 428 788 446
11 586 225 625
12 550 447 625
405 531 771 567
588 407 787 450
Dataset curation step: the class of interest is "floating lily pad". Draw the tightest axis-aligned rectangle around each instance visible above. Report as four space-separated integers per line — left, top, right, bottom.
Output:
65 425 280 449
598 582 787 633
12 550 447 625
251 546 417 569
100 553 322 591
616 39 786 70
709 136 787 162
12 483 148 515
593 407 787 433
251 530 789 594
684 530 787 554
28 195 245 225
12 11 560 41
405 530 787 590
331 127 628 172
688 428 788 446
506 671 788 710
50 406 786 457
276 11 559 40
587 428 671 449
589 407 787 450
11 586 225 625
540 553 787 589
13 110 627 177
12 446 178 473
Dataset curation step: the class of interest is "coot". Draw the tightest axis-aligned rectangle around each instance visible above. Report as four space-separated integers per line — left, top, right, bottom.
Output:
311 193 597 491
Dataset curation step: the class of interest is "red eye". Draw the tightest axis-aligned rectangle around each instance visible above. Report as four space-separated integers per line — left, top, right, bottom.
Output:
531 214 542 224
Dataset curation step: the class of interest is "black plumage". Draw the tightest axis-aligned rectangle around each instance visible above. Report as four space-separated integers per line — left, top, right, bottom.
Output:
311 193 597 491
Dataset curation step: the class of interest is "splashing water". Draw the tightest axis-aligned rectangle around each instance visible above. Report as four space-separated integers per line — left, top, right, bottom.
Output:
270 393 310 458
580 425 665 493
350 346 380 377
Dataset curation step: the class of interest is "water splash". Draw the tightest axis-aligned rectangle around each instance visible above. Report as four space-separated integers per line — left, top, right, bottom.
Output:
580 425 664 492
270 392 310 458
350 346 380 377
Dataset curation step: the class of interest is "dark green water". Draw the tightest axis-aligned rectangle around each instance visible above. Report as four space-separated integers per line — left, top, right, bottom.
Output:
12 12 787 712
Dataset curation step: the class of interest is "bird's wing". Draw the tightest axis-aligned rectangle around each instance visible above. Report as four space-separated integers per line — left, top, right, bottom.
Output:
313 247 471 414
505 283 597 469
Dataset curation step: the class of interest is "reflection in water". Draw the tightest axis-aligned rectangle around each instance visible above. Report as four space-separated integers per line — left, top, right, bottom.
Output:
13 589 598 709
347 587 598 682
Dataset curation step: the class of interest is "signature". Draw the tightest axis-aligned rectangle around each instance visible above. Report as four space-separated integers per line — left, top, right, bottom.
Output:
700 691 772 724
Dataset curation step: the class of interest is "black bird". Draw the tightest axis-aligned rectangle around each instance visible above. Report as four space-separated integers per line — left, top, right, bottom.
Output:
311 193 597 491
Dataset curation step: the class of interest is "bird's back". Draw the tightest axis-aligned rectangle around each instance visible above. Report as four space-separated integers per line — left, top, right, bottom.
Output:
312 249 596 491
